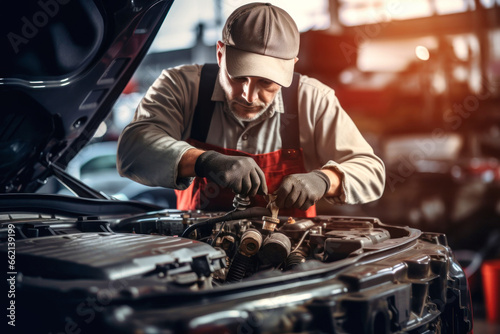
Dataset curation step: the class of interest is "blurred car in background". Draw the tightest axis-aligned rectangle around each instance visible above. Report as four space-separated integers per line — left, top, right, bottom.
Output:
62 141 177 208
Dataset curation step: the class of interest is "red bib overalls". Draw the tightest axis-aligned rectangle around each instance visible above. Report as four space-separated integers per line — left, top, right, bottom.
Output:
175 64 316 218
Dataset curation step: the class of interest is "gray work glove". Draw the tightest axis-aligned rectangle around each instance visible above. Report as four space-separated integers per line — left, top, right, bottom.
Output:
274 170 331 211
195 150 268 197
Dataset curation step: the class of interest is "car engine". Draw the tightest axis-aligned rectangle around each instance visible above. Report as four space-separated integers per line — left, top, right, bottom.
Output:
0 196 473 334
0 205 448 288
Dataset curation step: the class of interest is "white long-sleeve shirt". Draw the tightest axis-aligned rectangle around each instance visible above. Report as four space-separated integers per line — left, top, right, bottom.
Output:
117 64 385 205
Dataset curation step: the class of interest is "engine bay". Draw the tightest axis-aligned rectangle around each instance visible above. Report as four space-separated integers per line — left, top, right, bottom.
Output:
0 196 474 334
1 205 415 289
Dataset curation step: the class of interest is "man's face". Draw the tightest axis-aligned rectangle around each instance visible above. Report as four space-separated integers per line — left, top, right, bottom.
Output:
217 42 281 122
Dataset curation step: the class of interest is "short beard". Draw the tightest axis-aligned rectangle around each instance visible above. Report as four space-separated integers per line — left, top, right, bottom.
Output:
227 99 270 122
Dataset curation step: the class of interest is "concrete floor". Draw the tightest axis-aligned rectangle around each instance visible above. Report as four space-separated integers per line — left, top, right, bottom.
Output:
471 291 500 333
473 318 500 333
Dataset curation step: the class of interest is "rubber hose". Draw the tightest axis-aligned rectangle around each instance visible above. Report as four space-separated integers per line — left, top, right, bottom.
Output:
180 206 271 238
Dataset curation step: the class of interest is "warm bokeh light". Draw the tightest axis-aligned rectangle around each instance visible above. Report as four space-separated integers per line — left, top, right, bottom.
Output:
415 45 430 61
339 0 500 26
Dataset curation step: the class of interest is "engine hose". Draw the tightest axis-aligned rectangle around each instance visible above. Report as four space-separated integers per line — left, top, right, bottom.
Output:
180 206 271 238
285 251 307 270
291 230 310 253
226 252 255 282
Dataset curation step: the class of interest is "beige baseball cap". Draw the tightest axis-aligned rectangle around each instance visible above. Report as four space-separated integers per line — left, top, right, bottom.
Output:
222 2 300 87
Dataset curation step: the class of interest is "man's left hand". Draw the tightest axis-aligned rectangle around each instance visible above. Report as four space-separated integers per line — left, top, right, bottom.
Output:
274 170 331 211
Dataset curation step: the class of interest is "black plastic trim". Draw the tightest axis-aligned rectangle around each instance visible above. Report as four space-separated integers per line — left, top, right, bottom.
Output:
0 193 162 216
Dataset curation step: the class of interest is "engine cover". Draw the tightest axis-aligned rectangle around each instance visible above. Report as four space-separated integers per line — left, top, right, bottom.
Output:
12 232 226 283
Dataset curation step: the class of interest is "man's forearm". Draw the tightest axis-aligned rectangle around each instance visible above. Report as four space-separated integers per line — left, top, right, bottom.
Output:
178 148 205 177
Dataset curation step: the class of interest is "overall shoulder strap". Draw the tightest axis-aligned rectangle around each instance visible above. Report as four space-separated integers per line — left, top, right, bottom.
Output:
280 73 300 150
190 63 219 142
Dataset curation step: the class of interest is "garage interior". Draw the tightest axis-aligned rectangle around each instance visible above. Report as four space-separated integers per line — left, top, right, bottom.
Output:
32 0 499 331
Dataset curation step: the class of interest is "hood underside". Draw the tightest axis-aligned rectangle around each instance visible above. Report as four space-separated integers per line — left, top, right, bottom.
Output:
0 0 174 193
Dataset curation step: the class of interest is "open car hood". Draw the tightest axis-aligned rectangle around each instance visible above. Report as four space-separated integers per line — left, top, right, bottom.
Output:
0 0 174 193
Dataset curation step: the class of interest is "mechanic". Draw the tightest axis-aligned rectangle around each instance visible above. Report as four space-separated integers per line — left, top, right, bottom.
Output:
117 2 385 217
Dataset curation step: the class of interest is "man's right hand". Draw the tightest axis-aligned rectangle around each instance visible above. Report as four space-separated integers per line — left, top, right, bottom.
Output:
194 150 268 197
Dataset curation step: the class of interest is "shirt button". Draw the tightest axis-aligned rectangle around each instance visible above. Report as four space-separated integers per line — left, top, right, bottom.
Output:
242 134 248 140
